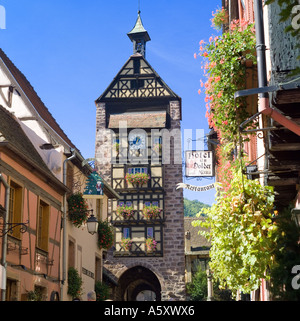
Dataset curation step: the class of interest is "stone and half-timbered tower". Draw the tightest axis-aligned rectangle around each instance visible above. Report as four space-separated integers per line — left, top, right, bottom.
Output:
94 11 185 301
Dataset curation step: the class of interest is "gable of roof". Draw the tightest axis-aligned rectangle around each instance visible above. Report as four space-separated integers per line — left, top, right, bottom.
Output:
96 53 181 102
0 48 75 149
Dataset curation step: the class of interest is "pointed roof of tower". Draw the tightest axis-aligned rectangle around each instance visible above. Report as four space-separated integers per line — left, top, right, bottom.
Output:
127 11 151 42
95 54 180 102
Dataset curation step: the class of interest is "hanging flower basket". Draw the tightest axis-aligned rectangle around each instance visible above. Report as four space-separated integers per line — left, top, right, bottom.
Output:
120 237 132 251
146 237 157 252
116 205 135 219
125 173 150 187
211 7 229 30
142 205 162 220
67 193 89 228
97 220 114 250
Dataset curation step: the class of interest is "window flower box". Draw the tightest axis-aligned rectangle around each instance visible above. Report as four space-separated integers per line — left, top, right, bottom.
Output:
142 204 162 220
116 204 135 219
120 237 132 251
145 237 157 252
125 173 150 188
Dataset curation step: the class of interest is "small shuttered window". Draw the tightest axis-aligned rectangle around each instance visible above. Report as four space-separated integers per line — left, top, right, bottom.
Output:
36 199 50 252
8 181 23 239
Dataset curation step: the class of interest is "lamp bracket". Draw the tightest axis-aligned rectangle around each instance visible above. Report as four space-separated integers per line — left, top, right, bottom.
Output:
0 220 29 237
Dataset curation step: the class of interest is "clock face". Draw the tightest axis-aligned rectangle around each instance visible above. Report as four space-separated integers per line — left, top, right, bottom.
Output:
128 132 146 150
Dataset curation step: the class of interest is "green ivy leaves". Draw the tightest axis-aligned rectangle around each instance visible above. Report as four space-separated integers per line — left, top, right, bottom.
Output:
193 167 278 295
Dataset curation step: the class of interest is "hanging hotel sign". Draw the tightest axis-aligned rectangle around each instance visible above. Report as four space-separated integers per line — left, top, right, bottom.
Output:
176 182 221 192
185 150 214 177
83 171 104 199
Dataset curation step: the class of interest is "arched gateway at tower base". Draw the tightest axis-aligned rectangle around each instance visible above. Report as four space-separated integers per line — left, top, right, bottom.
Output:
117 265 161 301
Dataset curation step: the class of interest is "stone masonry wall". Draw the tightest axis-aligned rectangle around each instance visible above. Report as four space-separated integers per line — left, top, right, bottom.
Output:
95 100 186 301
268 2 300 84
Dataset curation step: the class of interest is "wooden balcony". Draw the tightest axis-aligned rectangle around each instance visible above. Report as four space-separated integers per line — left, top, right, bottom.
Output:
111 210 165 225
112 177 164 192
112 162 164 192
266 96 300 208
114 240 163 257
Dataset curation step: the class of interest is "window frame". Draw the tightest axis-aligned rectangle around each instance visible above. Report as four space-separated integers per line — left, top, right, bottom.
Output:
36 198 50 252
8 180 23 239
123 227 131 239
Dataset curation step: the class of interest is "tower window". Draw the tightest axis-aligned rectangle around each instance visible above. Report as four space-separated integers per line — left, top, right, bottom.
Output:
147 227 154 238
133 59 140 74
123 227 131 239
128 167 147 174
130 79 144 89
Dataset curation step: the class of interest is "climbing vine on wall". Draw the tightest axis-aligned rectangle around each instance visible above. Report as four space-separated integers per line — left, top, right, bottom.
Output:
195 18 256 144
193 12 279 295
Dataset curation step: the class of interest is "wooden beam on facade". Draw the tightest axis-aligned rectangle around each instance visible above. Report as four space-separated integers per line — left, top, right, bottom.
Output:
268 177 299 186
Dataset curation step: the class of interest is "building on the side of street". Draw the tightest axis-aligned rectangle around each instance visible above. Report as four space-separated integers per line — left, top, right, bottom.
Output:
184 217 210 284
0 48 119 301
263 1 300 210
213 0 300 301
94 11 186 301
0 105 67 301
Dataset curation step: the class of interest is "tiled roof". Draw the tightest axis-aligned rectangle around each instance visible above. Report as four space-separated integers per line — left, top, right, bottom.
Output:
127 11 151 42
0 48 75 148
108 111 166 128
184 217 211 251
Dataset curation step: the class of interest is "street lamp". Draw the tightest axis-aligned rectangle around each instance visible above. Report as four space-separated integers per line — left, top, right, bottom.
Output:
86 210 98 235
291 208 300 229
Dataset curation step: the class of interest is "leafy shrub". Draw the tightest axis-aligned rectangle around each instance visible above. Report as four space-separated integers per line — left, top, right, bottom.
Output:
95 281 110 301
67 267 83 299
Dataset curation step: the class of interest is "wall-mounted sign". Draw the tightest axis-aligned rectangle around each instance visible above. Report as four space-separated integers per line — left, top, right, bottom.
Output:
83 171 104 199
176 182 221 192
185 150 214 177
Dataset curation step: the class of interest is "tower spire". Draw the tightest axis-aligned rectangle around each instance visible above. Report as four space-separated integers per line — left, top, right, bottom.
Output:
127 10 150 57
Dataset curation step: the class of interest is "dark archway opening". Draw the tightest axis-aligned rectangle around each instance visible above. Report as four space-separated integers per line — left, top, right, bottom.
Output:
117 265 161 301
